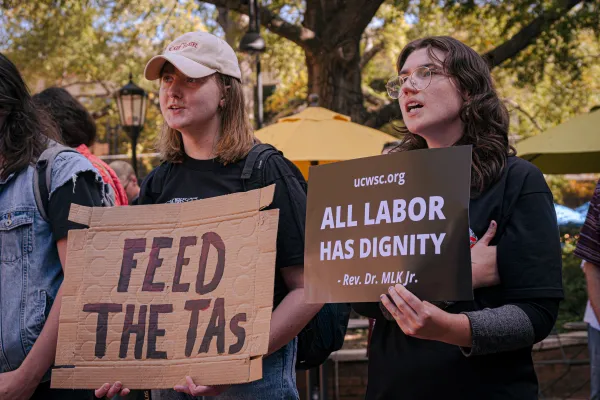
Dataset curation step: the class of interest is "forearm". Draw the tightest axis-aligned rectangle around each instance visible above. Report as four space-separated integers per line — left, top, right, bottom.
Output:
585 261 600 321
18 286 63 383
268 288 322 356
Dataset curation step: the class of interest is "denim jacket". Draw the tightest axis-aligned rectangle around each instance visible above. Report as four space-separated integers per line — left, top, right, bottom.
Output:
0 152 101 376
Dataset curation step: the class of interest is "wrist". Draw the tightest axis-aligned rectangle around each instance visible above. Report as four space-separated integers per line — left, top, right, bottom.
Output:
439 313 472 347
472 271 482 289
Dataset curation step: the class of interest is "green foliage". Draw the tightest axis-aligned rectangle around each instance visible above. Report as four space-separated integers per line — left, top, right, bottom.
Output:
0 0 209 156
360 0 600 139
546 175 597 208
1 0 599 153
556 228 588 331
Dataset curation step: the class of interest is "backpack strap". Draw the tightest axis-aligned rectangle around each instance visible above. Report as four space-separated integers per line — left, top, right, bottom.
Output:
241 144 282 191
33 140 79 222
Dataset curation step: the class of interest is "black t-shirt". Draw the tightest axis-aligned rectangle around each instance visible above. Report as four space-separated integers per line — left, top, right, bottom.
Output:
137 153 306 307
48 170 104 241
354 156 563 400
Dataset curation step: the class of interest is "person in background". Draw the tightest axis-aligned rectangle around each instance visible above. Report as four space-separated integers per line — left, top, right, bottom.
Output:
0 52 102 399
575 177 600 400
109 160 140 204
33 87 128 206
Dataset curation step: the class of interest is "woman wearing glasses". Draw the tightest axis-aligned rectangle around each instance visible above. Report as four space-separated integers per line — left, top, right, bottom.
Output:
353 36 563 399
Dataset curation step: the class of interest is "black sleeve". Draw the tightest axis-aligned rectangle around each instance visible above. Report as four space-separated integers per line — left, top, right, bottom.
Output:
48 170 103 241
497 171 564 300
516 298 560 343
263 156 306 269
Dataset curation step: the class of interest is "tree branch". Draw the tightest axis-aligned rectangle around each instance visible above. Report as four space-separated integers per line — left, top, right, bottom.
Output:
503 98 543 132
340 0 386 41
360 41 385 69
484 0 583 68
362 86 387 108
197 0 320 50
91 104 111 120
363 101 402 128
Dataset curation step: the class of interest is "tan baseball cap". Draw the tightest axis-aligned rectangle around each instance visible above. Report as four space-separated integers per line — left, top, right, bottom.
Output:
144 31 242 81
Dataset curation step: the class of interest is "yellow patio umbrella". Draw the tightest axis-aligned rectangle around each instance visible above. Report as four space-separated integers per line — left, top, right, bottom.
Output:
517 108 600 174
255 106 398 178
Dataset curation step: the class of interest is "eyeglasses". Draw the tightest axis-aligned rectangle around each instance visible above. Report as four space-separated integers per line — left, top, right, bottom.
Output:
386 66 437 99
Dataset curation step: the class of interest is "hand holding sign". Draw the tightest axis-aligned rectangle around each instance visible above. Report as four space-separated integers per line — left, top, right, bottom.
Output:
94 382 130 398
174 376 230 396
381 284 471 347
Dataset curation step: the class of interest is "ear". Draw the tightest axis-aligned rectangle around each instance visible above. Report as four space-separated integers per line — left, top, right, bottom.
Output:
219 98 225 108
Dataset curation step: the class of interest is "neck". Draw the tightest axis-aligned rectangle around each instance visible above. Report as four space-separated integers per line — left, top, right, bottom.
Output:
180 117 221 160
422 122 463 149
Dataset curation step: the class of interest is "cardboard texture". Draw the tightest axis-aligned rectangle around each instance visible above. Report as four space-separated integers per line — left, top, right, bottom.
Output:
305 146 473 303
52 186 279 389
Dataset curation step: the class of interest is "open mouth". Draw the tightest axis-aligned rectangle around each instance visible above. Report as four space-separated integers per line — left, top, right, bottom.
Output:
405 101 423 114
168 105 184 111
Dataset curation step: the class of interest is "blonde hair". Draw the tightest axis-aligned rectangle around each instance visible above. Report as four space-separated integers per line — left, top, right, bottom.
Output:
157 73 255 164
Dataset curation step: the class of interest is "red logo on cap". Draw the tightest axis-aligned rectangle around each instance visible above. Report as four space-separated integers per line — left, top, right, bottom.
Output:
168 42 198 52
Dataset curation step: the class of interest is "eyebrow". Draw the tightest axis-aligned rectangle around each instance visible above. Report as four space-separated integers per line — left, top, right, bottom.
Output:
398 63 437 76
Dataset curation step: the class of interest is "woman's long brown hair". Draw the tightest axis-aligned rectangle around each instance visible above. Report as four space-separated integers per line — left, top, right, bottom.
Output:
0 52 60 180
393 36 515 198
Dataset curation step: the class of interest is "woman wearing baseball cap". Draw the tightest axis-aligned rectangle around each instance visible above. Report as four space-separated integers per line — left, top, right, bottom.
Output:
94 31 321 400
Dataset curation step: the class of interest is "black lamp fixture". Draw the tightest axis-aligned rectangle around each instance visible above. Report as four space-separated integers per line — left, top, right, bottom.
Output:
239 0 266 128
239 31 266 53
114 73 148 176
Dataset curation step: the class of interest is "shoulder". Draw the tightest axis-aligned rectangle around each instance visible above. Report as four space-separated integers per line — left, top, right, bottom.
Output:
50 150 99 194
140 164 162 190
53 149 94 171
263 152 305 183
140 165 159 187
589 178 600 207
504 156 549 195
139 162 175 195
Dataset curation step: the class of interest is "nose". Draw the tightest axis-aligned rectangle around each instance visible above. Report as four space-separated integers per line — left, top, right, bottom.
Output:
400 77 417 97
167 80 182 99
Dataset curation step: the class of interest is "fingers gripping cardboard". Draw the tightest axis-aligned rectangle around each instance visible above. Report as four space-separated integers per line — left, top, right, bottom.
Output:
51 186 278 389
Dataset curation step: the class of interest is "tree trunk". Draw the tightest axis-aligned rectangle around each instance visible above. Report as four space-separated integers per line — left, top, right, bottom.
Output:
198 0 576 128
306 38 365 122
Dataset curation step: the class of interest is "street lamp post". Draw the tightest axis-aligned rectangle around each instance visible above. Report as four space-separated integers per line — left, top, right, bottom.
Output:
239 0 266 129
114 73 148 176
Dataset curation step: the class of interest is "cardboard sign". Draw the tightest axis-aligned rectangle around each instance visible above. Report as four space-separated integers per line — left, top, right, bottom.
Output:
305 146 473 303
51 186 279 389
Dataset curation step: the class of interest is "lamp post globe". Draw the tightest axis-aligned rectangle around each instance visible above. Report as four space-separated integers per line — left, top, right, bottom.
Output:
114 73 148 176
